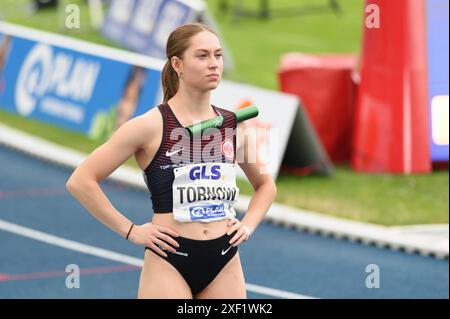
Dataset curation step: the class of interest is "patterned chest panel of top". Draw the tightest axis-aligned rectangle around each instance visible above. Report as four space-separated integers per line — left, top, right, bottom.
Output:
142 103 237 213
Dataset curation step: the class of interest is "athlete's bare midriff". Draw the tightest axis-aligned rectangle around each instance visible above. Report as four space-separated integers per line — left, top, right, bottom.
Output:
152 213 230 240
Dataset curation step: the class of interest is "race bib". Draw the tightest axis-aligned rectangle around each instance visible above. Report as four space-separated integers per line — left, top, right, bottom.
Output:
172 162 239 223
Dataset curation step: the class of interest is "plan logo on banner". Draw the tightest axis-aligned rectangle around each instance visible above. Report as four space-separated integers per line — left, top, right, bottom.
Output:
15 43 100 122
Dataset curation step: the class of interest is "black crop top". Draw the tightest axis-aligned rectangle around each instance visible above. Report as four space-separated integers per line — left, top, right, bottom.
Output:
142 102 238 214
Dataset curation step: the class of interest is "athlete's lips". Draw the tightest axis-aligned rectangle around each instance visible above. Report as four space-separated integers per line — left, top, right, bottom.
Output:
207 74 220 78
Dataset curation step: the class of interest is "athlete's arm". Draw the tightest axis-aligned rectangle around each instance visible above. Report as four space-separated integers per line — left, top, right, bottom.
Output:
230 121 277 245
66 108 160 238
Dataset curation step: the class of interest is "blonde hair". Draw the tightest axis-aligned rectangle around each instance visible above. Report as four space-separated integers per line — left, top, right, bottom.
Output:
161 23 218 103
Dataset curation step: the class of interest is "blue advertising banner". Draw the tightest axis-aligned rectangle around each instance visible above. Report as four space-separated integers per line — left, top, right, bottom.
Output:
101 0 204 60
0 22 164 142
427 0 449 161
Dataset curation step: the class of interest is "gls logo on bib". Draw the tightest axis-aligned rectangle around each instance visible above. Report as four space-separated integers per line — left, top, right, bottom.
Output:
189 165 221 180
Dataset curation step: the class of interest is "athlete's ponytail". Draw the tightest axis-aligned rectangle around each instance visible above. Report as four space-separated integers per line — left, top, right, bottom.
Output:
161 23 218 103
161 60 179 103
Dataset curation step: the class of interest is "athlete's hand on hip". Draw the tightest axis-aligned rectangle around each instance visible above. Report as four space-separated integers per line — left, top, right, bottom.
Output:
227 218 252 247
128 222 180 257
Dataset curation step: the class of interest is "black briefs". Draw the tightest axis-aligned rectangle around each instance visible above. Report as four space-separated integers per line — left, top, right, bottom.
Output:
145 232 238 295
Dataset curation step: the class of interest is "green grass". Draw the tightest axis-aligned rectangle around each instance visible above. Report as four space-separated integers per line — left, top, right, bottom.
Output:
0 0 121 48
1 0 448 226
275 168 448 226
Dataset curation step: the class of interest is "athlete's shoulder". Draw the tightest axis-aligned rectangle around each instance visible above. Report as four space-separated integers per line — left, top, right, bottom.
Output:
143 103 164 121
126 104 160 126
115 105 163 145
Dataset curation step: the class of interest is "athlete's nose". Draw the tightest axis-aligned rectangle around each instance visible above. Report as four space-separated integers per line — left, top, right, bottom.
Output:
208 63 218 71
209 56 220 70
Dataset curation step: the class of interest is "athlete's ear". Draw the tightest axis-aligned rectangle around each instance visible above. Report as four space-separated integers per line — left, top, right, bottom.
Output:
170 56 183 76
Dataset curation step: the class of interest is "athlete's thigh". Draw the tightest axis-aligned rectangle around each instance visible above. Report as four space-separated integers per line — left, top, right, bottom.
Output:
138 249 193 299
195 252 247 299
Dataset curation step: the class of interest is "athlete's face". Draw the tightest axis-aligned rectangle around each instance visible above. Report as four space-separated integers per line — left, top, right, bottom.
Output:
174 31 223 91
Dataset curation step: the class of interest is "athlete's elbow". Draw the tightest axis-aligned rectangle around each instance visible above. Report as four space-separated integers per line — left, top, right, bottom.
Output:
66 170 85 195
66 175 80 195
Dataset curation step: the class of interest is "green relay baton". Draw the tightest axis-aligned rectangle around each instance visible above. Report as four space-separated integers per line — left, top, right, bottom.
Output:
185 105 259 137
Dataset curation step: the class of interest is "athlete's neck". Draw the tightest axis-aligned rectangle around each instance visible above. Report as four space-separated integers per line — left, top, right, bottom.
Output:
169 89 213 120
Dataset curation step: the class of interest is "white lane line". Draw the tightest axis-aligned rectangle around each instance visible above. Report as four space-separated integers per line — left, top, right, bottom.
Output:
0 219 143 266
245 283 316 299
0 218 314 299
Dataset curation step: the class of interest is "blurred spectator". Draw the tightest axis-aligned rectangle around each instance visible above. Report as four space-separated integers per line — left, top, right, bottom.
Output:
114 66 147 130
89 65 147 141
